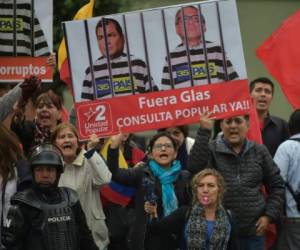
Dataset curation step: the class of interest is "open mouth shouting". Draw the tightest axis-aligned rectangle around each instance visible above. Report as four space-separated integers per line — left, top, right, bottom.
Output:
38 111 51 124
158 153 170 160
61 142 73 151
256 99 268 108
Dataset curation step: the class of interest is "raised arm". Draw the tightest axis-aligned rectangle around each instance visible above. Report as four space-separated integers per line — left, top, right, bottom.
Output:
187 112 214 174
107 133 141 187
85 134 111 186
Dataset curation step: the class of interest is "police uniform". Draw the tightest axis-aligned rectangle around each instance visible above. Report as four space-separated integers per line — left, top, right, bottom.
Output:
1 144 98 250
2 187 98 250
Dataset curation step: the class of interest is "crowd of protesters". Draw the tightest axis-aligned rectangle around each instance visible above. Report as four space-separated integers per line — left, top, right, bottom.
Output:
0 5 299 250
0 71 300 250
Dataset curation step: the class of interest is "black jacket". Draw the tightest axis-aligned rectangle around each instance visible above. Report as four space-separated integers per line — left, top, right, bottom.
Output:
262 115 289 157
148 206 240 250
11 119 35 157
187 128 285 236
107 147 192 250
2 187 98 250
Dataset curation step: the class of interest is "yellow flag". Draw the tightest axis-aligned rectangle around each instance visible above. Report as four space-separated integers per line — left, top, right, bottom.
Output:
58 0 95 70
100 138 129 169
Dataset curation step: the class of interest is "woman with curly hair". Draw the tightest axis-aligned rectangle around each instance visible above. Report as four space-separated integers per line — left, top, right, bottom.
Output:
145 168 239 250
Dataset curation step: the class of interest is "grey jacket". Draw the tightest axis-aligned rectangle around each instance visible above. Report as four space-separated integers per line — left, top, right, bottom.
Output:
0 82 21 122
187 128 284 236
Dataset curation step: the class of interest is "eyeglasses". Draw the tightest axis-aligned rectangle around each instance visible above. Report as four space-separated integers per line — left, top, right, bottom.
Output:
223 117 246 125
152 143 174 150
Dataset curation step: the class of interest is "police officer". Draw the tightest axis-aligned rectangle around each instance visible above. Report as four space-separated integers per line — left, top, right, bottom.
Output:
1 143 99 250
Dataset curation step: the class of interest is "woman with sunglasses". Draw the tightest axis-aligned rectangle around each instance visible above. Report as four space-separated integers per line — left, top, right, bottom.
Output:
107 131 191 250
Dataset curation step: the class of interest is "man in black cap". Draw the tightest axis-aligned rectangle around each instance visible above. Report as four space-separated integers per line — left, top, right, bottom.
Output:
1 143 98 250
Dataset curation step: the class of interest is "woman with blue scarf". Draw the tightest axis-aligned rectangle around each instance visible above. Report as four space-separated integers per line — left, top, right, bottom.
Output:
107 132 191 250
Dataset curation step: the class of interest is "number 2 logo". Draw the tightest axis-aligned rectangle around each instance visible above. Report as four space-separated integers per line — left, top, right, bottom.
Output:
95 105 106 121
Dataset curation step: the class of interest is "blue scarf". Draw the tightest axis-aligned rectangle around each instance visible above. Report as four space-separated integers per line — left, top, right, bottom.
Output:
149 159 182 216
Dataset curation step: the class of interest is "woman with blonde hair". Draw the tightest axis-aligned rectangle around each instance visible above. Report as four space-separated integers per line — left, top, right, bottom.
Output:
145 168 239 250
51 122 111 250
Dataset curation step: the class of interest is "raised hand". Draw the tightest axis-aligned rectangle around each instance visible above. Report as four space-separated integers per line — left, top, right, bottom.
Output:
87 133 100 150
19 75 41 105
199 111 215 130
144 201 158 218
110 133 124 149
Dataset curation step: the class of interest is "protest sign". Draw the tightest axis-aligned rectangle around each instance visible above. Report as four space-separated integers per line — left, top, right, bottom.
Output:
0 57 53 82
63 0 249 139
0 0 53 82
75 79 250 139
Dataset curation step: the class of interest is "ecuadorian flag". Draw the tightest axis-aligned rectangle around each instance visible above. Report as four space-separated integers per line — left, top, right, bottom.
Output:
100 139 135 206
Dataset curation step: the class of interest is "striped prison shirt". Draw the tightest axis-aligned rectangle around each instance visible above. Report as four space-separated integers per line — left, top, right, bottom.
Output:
81 53 158 100
161 41 239 89
0 0 49 56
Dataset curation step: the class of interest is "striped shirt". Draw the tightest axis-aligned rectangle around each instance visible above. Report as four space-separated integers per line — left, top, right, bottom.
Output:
81 53 157 100
0 0 49 56
161 42 238 89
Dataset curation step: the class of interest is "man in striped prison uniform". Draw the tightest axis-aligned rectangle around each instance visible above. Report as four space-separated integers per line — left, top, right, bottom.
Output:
0 0 49 56
161 6 238 90
81 18 158 101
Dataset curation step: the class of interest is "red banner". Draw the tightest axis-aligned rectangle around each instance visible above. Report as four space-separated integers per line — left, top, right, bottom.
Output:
75 80 251 140
0 57 53 82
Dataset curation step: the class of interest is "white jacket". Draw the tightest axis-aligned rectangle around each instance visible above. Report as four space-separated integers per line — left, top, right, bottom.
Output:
59 149 112 250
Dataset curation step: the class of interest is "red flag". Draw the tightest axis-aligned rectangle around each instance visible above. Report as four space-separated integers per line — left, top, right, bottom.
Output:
59 59 71 86
256 9 300 109
247 99 263 144
246 100 275 250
